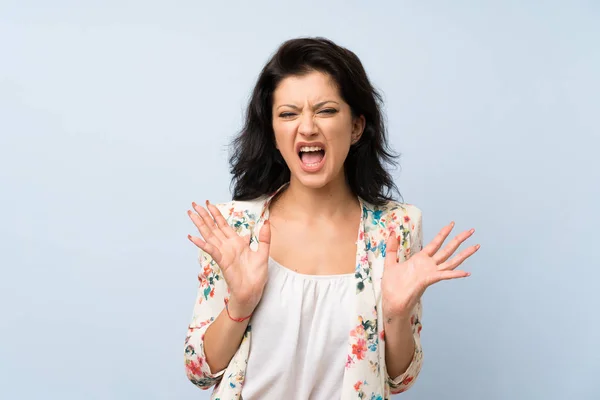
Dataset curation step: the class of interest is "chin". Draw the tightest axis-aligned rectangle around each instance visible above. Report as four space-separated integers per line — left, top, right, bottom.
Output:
296 176 330 189
292 168 341 190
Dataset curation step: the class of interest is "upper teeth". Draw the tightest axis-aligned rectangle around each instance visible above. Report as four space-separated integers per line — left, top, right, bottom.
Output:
299 146 323 152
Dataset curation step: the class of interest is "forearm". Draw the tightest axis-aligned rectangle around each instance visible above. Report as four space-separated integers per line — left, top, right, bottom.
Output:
203 299 253 373
384 315 416 378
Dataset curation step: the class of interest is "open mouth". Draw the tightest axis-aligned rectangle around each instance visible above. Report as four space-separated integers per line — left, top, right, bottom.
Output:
298 145 326 167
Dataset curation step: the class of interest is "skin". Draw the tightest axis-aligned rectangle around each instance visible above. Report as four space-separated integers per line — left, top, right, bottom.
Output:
272 71 363 192
187 70 480 378
267 71 365 276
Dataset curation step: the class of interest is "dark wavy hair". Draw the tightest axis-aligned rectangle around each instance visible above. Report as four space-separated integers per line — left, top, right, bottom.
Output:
229 37 401 206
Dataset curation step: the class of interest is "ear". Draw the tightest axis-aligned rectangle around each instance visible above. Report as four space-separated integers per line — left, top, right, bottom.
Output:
351 115 366 144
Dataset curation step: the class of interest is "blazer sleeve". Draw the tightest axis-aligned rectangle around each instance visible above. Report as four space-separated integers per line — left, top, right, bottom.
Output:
183 244 229 390
387 205 424 394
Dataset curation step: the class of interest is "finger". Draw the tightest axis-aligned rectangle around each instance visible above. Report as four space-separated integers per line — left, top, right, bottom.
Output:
188 206 223 247
438 244 480 271
206 201 236 239
257 220 271 259
191 202 226 244
385 232 400 264
432 228 475 264
434 269 471 283
187 234 224 264
422 222 454 257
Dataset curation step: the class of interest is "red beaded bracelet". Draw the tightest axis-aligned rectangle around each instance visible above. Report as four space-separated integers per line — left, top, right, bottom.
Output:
224 298 253 322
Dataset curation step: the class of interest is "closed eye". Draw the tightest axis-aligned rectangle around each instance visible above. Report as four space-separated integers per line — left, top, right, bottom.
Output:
318 108 338 115
279 109 337 118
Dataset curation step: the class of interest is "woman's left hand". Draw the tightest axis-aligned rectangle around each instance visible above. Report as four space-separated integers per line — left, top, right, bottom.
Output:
381 222 480 321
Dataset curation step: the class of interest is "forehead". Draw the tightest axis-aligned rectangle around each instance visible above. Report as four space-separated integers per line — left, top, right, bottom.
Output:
272 71 341 105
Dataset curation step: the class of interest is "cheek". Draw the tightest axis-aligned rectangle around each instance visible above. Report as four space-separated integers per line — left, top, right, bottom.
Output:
273 126 295 155
323 124 353 154
331 143 352 163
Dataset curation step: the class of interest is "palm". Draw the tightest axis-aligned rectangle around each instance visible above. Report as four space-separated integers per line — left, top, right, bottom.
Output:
382 222 480 319
215 232 269 305
187 201 271 308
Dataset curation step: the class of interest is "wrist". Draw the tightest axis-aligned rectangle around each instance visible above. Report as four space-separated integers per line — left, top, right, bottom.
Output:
382 304 412 325
225 297 256 320
384 313 411 327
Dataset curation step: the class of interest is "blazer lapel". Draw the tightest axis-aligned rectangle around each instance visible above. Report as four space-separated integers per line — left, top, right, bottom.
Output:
341 198 384 398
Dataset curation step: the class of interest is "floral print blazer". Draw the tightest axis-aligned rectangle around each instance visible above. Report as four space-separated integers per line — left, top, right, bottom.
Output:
184 188 424 399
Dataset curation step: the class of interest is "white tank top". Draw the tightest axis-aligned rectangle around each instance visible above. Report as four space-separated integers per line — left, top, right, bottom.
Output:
241 257 355 400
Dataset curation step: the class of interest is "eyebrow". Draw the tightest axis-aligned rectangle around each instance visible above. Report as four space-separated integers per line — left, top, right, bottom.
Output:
276 100 340 110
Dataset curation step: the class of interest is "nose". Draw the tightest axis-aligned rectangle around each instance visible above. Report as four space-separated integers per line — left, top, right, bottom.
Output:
298 111 317 137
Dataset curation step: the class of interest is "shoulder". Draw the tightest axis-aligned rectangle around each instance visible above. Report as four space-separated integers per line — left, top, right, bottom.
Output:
211 197 268 235
361 199 422 230
361 199 423 257
212 197 266 215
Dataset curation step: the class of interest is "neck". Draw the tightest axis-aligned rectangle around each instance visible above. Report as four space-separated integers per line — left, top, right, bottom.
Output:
273 176 359 219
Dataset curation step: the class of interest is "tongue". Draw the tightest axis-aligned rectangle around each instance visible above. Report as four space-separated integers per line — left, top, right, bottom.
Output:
301 151 324 164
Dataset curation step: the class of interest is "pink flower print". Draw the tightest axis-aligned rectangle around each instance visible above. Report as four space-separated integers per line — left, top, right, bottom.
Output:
352 338 367 360
185 359 202 376
346 355 355 368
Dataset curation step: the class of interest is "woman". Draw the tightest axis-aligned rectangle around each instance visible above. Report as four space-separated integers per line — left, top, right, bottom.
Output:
184 37 479 399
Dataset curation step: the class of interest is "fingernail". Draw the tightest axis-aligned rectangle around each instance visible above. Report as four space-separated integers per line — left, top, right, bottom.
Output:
450 221 455 227
187 234 192 240
469 228 475 234
187 210 191 216
192 202 197 208
475 244 480 250
205 200 210 206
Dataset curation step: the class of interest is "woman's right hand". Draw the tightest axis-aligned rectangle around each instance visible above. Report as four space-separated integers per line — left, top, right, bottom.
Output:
187 201 270 318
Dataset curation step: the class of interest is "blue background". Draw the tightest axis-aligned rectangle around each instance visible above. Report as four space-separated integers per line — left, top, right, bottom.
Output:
1 1 598 399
